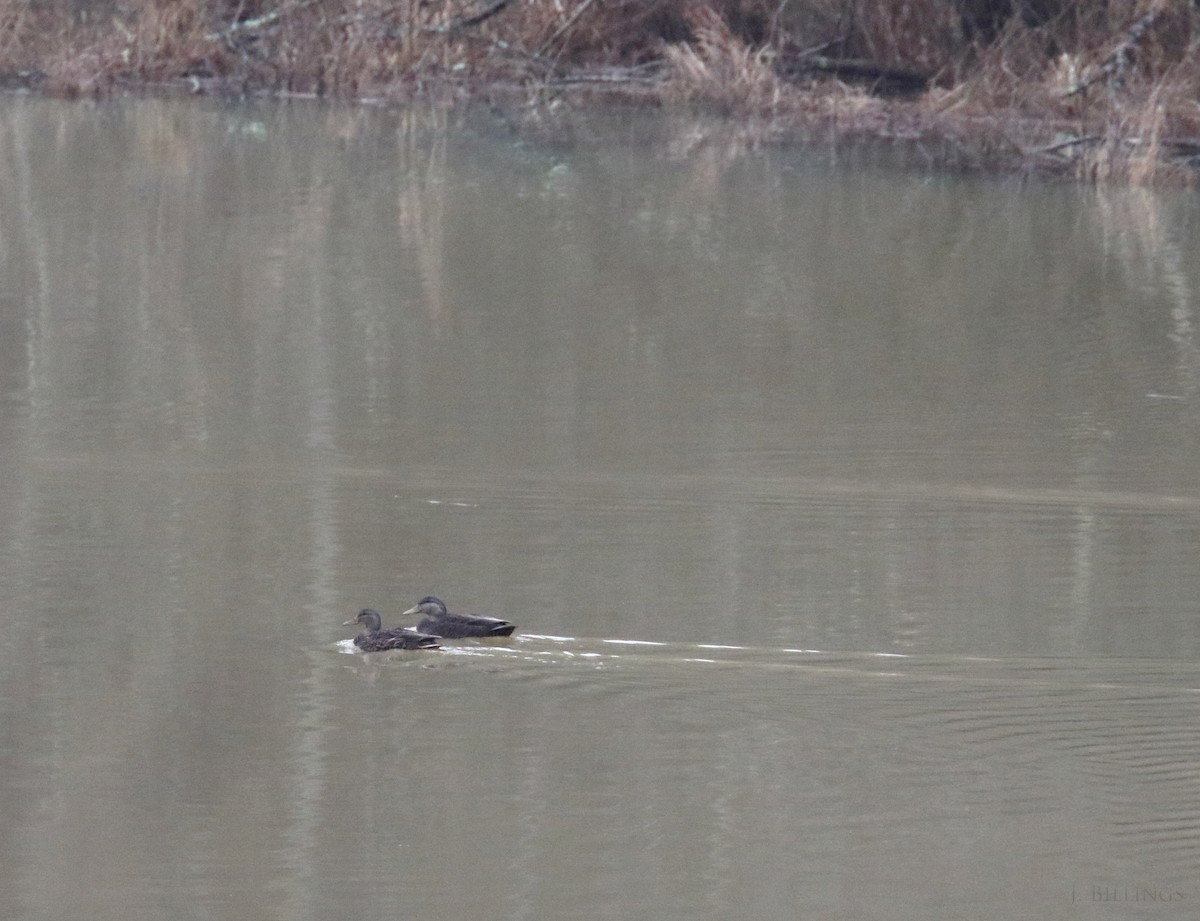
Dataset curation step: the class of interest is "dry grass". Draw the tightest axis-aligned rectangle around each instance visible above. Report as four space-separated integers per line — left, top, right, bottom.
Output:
0 0 1197 182
662 7 782 113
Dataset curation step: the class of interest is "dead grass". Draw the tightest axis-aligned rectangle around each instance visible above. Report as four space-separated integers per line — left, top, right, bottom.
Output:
662 7 782 113
0 0 1197 182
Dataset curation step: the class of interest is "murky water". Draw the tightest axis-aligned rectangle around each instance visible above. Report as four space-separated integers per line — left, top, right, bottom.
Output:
2 95 1200 920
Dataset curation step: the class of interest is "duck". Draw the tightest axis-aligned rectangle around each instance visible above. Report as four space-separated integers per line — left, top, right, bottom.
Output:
402 595 517 638
343 608 441 651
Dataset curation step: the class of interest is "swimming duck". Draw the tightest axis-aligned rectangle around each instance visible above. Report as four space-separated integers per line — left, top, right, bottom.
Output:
343 608 441 651
402 596 517 638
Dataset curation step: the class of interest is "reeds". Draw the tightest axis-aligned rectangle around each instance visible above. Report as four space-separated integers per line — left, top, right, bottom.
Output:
0 0 1197 182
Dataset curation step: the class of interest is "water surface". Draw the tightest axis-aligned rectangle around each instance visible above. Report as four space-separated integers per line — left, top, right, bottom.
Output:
2 96 1200 920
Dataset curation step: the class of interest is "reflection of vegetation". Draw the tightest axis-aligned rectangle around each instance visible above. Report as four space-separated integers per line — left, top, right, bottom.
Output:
1 1 1198 181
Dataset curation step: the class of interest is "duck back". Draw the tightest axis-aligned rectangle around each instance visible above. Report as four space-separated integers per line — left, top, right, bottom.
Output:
418 610 516 638
354 627 441 651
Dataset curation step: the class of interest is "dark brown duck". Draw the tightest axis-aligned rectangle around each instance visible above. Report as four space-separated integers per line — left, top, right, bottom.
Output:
344 608 441 651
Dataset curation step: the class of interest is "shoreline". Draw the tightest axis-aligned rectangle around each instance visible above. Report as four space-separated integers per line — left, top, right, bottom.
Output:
3 1 1198 185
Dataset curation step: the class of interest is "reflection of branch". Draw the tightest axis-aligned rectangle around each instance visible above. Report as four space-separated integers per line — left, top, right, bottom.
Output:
1027 133 1200 163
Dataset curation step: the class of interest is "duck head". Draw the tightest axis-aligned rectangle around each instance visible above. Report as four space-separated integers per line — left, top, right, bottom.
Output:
402 596 448 619
343 608 383 631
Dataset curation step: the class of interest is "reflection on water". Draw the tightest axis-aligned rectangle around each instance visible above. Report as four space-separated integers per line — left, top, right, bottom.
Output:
1 96 1200 921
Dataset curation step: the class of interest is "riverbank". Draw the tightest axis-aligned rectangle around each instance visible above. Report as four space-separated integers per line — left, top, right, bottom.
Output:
3 0 1198 184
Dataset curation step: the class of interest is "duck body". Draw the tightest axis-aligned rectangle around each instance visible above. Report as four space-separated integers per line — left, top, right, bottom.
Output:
344 608 441 651
403 596 517 638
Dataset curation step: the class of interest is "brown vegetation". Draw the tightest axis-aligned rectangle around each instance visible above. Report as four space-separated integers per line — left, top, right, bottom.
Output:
1 0 1198 182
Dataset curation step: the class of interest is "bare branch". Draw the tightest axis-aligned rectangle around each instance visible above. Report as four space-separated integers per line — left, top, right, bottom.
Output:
205 0 327 43
1065 7 1165 97
537 0 597 58
426 0 515 35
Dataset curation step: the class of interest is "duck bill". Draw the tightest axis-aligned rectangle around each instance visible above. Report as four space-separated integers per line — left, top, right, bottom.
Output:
401 605 420 618
342 618 357 626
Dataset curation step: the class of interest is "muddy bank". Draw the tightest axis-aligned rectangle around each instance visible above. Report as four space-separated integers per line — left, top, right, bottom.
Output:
3 0 1199 183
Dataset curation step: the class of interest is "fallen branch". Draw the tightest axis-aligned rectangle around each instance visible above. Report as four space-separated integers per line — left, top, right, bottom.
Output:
207 0 513 53
426 0 514 35
205 0 325 43
1066 5 1165 96
1032 134 1104 155
544 64 666 86
779 53 931 96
